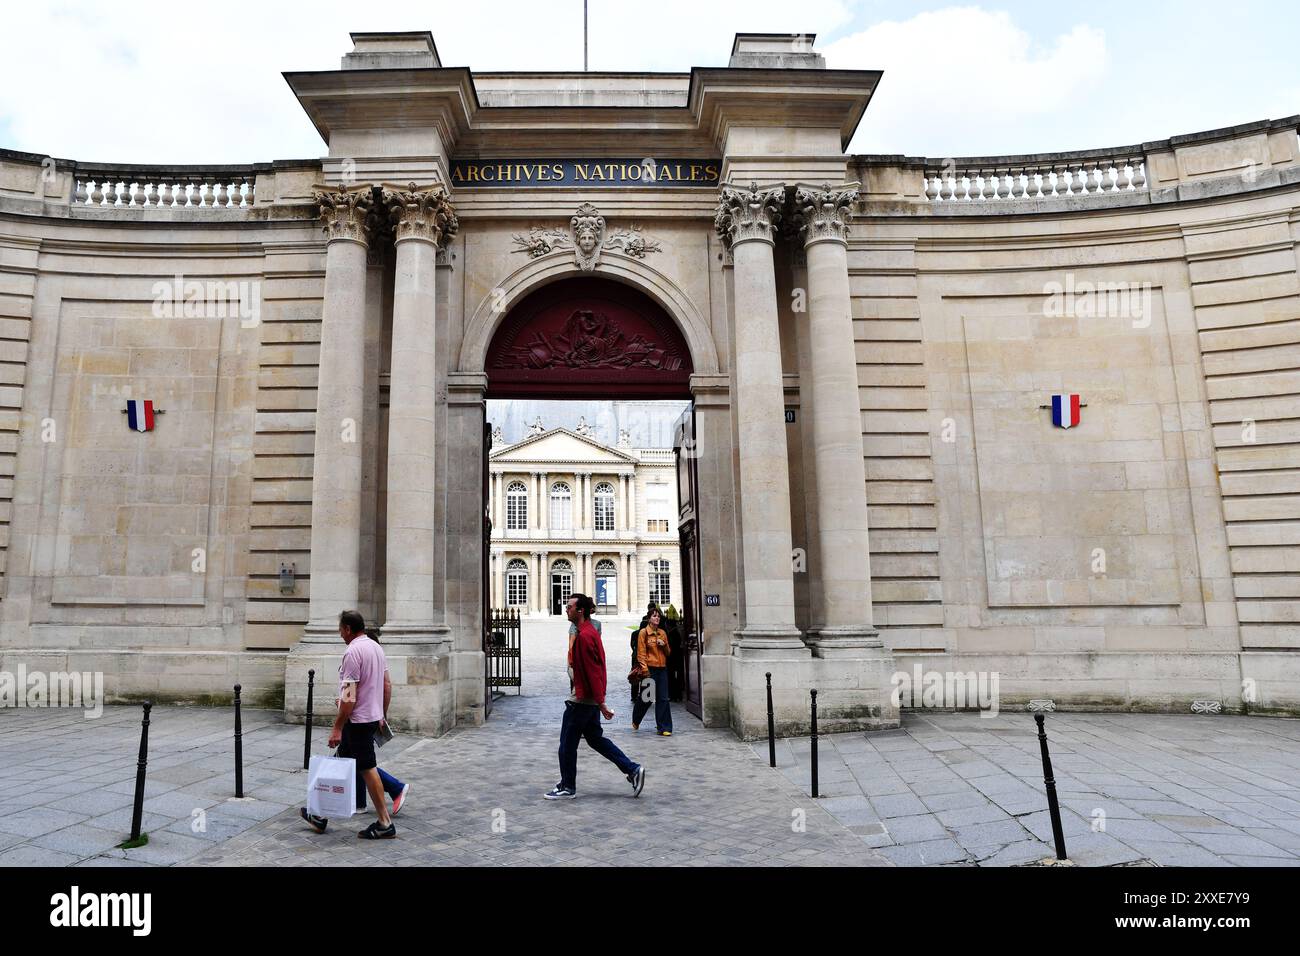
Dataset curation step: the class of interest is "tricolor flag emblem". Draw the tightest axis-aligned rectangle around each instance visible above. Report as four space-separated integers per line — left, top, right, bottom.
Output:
1050 393 1081 429
126 400 156 433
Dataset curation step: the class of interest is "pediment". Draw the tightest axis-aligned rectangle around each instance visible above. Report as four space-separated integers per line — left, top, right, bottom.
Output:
492 428 636 464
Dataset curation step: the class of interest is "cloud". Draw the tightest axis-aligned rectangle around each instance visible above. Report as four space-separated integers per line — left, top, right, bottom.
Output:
0 0 856 165
824 6 1108 156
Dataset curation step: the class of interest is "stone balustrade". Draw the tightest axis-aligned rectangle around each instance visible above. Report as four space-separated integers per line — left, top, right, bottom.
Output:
922 151 1147 202
73 165 258 208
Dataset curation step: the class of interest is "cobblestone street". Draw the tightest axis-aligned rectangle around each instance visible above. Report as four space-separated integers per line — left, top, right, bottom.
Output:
2 617 1298 867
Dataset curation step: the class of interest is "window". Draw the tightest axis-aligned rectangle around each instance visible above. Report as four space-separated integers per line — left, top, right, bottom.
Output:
646 482 670 533
549 482 572 530
595 558 618 609
506 559 528 607
649 558 671 605
594 481 616 531
506 481 527 531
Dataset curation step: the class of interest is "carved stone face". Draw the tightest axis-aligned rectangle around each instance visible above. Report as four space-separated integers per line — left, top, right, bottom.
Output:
576 227 598 255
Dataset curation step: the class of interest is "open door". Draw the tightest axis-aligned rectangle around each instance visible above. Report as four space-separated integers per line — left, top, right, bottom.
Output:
674 406 704 718
482 419 493 719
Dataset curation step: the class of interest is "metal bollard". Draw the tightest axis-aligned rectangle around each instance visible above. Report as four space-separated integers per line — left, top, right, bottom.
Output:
233 684 244 798
302 669 315 771
765 672 776 768
129 702 152 842
1035 713 1068 860
810 689 819 798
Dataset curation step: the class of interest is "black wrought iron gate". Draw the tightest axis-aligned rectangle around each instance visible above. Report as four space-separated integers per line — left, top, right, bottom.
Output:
486 608 522 695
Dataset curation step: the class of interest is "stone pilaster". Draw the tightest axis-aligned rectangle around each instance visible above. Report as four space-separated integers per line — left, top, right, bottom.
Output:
715 182 804 651
379 182 458 644
790 184 881 652
303 183 374 642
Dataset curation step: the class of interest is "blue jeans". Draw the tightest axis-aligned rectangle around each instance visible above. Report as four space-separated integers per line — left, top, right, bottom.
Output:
558 702 638 791
631 667 672 733
357 767 406 810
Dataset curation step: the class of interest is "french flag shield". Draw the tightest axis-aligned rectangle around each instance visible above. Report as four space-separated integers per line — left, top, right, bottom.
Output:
1051 393 1081 429
126 400 155 433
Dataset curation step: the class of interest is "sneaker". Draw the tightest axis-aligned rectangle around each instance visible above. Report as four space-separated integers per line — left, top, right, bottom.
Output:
658 730 672 737
391 783 410 816
628 765 645 797
300 807 328 834
358 821 396 840
632 723 640 731
544 786 577 800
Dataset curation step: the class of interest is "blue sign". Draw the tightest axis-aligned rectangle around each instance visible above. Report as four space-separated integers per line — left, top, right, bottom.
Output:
450 159 721 188
705 594 720 607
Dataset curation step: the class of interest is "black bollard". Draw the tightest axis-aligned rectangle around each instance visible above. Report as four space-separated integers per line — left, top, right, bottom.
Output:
810 689 819 798
1035 713 1068 860
129 702 152 842
233 683 244 798
302 669 315 771
765 672 776 768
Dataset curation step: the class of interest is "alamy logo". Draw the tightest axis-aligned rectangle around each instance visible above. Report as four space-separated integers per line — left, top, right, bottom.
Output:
151 273 261 327
0 665 103 718
50 886 151 936
890 664 1000 718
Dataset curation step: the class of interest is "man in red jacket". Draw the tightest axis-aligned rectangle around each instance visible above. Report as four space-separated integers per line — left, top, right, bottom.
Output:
545 592 646 800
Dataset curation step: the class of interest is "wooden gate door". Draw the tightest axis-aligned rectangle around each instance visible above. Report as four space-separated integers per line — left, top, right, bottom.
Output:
482 420 493 719
674 406 704 718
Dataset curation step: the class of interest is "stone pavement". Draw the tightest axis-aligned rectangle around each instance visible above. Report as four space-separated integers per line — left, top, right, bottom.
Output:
764 710 1300 867
0 703 389 866
3 617 1298 866
196 693 889 867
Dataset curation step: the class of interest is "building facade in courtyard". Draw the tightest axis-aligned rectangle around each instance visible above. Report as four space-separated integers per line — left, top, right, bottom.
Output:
0 30 1298 737
488 421 683 617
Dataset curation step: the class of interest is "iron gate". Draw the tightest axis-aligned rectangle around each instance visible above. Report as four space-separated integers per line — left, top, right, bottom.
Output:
486 607 522 694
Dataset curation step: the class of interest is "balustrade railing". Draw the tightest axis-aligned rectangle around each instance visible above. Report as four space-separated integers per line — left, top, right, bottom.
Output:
922 152 1146 203
72 166 257 209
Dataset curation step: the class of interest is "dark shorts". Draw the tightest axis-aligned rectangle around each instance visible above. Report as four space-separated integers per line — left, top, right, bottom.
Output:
338 719 379 772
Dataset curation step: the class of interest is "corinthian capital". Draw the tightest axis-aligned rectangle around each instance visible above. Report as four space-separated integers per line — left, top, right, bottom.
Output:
792 183 859 246
714 181 785 249
381 182 459 246
314 183 375 246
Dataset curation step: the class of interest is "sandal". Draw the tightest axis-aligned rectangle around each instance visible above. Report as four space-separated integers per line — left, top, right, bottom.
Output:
358 821 396 840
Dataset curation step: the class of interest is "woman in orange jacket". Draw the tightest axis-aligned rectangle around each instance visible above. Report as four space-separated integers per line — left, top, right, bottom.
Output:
631 608 673 735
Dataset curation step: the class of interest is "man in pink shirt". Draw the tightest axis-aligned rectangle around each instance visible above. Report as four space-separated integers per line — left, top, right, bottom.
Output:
300 610 396 839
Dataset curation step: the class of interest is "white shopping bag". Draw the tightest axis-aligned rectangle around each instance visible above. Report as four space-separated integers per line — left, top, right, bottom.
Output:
307 754 356 818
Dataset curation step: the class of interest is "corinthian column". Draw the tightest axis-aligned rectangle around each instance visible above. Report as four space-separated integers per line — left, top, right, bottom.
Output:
304 183 374 640
792 183 879 650
380 183 458 641
715 183 802 649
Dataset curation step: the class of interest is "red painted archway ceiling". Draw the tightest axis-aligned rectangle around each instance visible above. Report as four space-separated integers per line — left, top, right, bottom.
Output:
486 278 693 399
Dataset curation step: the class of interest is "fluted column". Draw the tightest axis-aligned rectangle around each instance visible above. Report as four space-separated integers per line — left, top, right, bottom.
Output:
792 184 879 649
304 183 374 640
380 183 458 641
715 182 803 649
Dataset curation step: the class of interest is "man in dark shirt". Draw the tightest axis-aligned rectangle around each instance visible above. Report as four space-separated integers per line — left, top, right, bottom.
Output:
545 593 645 800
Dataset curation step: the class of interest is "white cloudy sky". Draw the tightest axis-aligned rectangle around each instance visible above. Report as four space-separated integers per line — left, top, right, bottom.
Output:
2 1 1296 164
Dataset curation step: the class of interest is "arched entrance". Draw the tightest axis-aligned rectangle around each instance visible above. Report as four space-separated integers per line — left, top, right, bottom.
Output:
484 277 694 399
480 275 708 718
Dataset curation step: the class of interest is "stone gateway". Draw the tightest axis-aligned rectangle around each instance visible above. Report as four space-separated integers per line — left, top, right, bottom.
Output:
1 31 1298 739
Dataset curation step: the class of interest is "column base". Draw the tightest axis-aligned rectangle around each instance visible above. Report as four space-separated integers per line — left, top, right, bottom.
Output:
285 622 455 737
733 627 808 658
728 644 900 739
805 626 884 658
